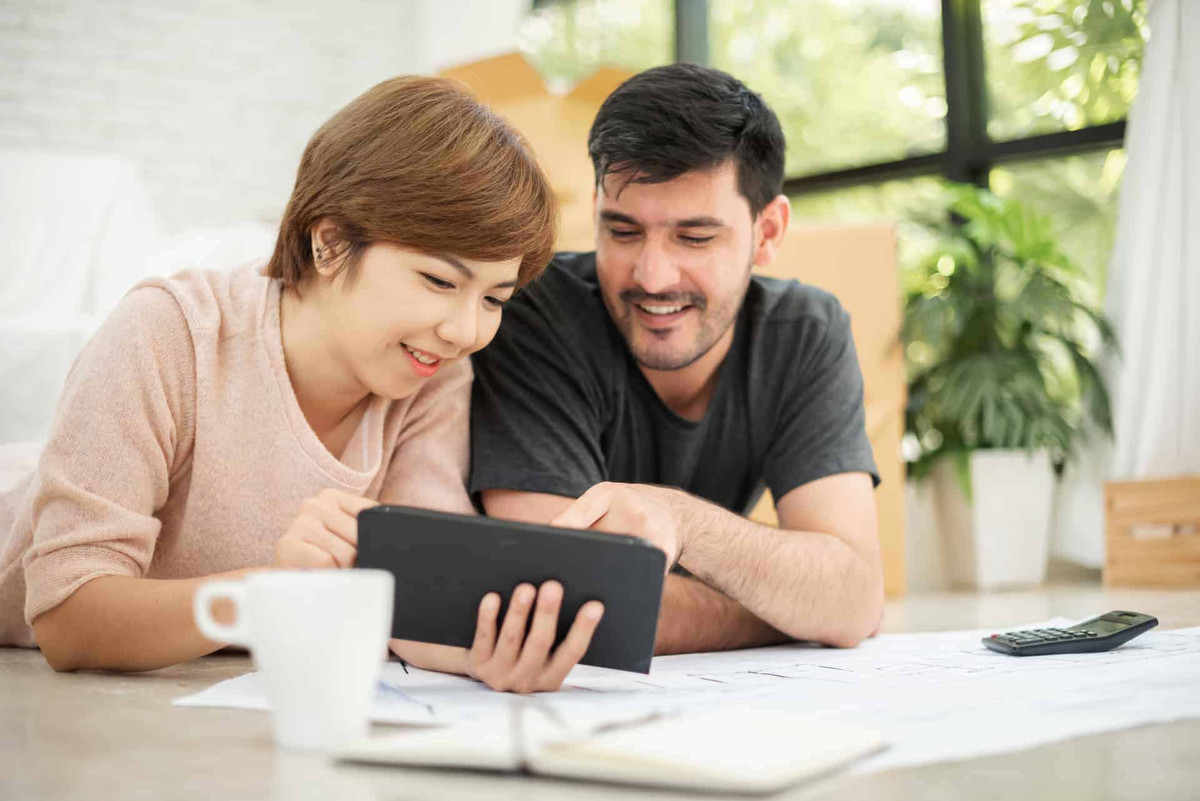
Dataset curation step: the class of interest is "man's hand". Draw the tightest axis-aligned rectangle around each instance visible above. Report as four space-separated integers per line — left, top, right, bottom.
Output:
467 581 603 693
549 482 691 570
273 488 378 569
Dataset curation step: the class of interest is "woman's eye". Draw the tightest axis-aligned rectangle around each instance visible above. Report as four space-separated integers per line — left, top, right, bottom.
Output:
421 273 456 290
484 296 508 310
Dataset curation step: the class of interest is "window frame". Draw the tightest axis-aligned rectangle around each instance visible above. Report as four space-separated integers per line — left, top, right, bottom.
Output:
678 0 1128 195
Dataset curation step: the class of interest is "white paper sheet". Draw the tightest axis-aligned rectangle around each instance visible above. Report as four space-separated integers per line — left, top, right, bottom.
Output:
174 622 1200 772
172 666 450 725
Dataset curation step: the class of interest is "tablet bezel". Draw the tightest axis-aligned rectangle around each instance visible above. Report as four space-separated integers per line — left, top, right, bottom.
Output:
356 505 666 673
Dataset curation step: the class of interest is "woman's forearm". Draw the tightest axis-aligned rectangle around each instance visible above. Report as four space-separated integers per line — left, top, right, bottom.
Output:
388 639 469 676
32 570 261 672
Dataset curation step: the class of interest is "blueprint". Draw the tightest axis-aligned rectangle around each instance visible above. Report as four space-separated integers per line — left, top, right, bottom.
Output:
174 621 1200 773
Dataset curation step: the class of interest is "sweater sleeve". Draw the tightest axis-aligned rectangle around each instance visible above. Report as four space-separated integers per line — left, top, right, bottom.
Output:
22 286 196 625
376 358 475 515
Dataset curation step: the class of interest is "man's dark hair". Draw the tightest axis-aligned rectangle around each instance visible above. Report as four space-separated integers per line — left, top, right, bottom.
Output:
587 63 786 217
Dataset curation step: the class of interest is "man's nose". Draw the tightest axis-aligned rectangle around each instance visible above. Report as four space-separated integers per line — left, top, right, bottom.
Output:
632 239 681 295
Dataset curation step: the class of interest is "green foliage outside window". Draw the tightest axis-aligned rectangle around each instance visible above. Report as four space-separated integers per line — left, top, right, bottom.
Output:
991 149 1127 290
984 0 1147 141
517 0 673 91
711 0 947 177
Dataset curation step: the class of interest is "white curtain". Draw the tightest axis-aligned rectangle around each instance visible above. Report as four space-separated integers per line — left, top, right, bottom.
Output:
1053 0 1200 566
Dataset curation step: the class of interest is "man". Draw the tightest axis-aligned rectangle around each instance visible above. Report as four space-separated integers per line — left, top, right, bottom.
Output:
471 63 883 653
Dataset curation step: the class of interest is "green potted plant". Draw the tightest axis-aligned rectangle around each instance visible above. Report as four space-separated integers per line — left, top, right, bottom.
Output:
902 183 1117 588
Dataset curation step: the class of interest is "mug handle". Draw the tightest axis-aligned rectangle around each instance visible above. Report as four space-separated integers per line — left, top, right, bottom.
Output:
194 580 250 646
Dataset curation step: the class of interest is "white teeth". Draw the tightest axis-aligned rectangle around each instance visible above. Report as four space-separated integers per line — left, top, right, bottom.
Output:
403 344 438 365
639 304 686 315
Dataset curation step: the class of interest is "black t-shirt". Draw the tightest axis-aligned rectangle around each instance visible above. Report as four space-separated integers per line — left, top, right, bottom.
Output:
469 252 879 515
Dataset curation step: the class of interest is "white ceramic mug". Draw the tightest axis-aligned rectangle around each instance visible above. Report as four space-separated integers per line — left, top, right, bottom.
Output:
194 569 395 751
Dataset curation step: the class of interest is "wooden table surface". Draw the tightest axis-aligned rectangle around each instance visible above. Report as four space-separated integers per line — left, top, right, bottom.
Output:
4 583 1199 801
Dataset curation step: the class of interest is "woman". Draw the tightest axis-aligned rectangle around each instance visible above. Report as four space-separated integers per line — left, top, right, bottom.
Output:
0 76 601 691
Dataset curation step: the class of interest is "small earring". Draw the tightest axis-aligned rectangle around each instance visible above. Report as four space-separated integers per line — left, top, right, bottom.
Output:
314 245 328 265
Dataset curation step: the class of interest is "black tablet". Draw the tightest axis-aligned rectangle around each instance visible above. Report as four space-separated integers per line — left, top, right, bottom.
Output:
355 505 666 673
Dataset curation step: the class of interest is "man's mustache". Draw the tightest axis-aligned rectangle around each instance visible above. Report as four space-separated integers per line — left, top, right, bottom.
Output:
620 290 707 311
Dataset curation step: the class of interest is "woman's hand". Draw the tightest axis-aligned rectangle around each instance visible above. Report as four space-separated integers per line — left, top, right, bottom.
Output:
273 488 378 569
466 581 604 693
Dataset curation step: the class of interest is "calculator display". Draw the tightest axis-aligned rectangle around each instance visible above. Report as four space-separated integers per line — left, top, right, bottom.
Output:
1082 618 1129 634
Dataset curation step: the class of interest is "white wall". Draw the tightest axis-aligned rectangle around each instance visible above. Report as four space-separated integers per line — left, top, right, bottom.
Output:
0 0 524 236
0 0 426 233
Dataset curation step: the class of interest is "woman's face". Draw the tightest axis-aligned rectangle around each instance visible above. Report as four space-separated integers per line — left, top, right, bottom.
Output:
314 241 521 400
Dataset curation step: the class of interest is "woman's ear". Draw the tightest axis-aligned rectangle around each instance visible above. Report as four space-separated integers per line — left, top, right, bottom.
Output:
752 195 791 268
310 219 343 276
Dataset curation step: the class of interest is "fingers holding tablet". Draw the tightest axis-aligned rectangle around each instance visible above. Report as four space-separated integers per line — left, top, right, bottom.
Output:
543 598 605 689
466 582 605 693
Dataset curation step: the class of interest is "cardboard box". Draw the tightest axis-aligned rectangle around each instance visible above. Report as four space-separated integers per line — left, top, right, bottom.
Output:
442 54 907 595
1105 476 1200 587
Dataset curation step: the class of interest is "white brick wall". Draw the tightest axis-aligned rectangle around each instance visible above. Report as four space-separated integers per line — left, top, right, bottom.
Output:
0 0 434 234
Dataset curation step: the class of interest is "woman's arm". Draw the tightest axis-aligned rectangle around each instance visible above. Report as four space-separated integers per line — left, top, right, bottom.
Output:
22 287 203 671
34 487 378 672
32 570 260 673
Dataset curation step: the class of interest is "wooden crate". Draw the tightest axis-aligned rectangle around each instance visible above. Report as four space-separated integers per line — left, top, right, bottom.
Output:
1104 476 1200 587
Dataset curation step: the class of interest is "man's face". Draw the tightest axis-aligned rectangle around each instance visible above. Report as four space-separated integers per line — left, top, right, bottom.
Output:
594 160 756 371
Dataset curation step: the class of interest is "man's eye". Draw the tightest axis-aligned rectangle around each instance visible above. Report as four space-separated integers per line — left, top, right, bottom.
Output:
609 229 639 239
681 236 714 245
422 273 456 290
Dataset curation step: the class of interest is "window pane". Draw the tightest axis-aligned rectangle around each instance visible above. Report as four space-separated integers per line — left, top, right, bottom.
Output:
790 178 945 282
517 0 673 91
984 0 1148 141
712 0 945 178
990 150 1127 289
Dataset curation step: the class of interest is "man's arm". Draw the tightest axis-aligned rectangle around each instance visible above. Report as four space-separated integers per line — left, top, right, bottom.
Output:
484 490 789 653
654 573 790 655
533 472 883 650
677 473 883 648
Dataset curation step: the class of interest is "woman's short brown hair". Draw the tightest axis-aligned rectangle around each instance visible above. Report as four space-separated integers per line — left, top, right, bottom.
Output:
267 76 556 288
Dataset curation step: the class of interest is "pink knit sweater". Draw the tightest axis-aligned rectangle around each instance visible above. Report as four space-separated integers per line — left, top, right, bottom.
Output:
0 265 475 648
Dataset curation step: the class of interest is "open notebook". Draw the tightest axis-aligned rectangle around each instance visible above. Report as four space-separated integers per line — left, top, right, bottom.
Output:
338 704 886 795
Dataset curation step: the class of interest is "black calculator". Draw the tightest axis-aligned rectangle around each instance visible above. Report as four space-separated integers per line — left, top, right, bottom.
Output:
982 611 1158 656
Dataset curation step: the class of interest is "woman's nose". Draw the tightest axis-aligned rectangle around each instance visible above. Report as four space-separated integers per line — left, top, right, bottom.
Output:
436 301 479 352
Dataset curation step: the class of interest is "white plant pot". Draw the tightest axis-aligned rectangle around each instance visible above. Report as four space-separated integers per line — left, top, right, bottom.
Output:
931 449 1055 590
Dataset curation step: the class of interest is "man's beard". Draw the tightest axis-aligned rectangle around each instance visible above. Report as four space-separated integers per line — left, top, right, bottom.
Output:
603 253 753 372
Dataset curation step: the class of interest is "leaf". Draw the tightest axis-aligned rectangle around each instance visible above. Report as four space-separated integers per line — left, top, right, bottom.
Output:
953 448 973 505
